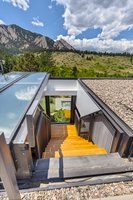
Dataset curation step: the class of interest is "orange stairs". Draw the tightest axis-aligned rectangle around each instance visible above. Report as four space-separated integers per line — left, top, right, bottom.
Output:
42 125 107 158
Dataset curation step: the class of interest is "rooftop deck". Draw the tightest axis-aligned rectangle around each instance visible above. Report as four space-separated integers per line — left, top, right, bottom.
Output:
83 79 133 130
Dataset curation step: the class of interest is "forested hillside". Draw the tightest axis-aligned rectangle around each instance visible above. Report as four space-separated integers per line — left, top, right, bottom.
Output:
1 50 133 77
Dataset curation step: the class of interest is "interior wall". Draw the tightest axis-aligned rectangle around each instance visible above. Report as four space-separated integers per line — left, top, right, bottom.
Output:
44 79 78 96
92 114 116 152
76 83 100 117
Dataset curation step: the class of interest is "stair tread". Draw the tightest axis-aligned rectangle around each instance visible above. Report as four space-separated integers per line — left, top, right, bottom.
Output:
42 125 107 158
42 149 107 158
56 148 106 153
45 145 99 152
45 144 98 149
47 142 92 146
43 148 106 155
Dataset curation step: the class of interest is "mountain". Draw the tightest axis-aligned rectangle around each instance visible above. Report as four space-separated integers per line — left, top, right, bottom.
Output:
0 24 74 53
54 38 74 50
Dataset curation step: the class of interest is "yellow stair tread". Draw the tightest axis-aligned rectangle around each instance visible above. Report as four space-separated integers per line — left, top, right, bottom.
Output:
55 149 107 158
46 143 94 149
62 142 92 145
45 145 99 152
56 148 106 153
42 125 107 158
50 138 87 141
42 150 106 159
62 142 93 145
62 143 95 147
61 145 98 149
46 144 96 149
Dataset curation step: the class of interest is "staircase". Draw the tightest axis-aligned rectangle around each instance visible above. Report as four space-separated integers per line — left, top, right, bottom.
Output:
42 125 107 158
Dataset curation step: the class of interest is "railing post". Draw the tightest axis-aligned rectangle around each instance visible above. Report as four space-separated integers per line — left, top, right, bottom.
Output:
0 132 21 200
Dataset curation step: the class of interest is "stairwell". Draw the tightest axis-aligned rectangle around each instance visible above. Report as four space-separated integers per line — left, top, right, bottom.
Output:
42 124 107 158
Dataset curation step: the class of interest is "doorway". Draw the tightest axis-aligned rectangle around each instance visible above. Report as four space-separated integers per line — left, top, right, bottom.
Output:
45 96 76 124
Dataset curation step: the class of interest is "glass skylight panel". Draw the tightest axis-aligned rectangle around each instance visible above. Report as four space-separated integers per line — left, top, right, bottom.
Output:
0 83 6 89
16 72 46 84
0 72 47 142
0 83 39 140
0 72 23 89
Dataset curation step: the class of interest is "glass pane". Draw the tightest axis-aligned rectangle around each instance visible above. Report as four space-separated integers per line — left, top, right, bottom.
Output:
0 83 6 89
0 73 23 89
17 72 46 84
0 84 39 139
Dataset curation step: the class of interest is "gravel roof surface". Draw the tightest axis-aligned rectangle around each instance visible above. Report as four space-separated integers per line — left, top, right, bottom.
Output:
0 181 133 200
83 79 133 130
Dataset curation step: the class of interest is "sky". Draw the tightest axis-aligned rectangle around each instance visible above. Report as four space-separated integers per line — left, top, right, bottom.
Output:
1 0 133 53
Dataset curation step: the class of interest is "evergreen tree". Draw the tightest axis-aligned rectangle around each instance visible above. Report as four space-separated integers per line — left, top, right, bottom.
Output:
130 56 133 64
13 52 39 71
71 66 78 78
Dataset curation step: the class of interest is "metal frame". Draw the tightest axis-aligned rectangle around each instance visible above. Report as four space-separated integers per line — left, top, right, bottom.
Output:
70 96 76 124
26 73 50 147
45 96 50 117
0 132 21 199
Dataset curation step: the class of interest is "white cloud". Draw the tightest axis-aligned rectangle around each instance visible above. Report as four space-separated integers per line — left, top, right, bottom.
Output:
54 0 133 39
3 0 29 11
0 126 12 137
7 112 16 119
48 4 52 9
0 19 5 25
15 85 38 101
31 17 44 27
57 35 133 53
54 0 133 52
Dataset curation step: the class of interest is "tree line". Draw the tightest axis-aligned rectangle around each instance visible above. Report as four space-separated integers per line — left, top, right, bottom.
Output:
0 50 133 78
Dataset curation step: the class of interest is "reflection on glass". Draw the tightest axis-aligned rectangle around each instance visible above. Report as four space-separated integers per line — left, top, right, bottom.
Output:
0 73 22 89
17 72 46 84
0 84 38 139
15 85 39 101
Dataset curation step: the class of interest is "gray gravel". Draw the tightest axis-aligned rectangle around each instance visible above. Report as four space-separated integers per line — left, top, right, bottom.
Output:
83 79 133 130
0 181 133 200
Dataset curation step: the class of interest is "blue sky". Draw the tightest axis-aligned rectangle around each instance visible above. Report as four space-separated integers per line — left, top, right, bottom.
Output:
1 0 133 53
0 0 67 39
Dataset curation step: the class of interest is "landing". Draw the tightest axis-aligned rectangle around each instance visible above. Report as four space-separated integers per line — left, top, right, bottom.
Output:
34 153 133 180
